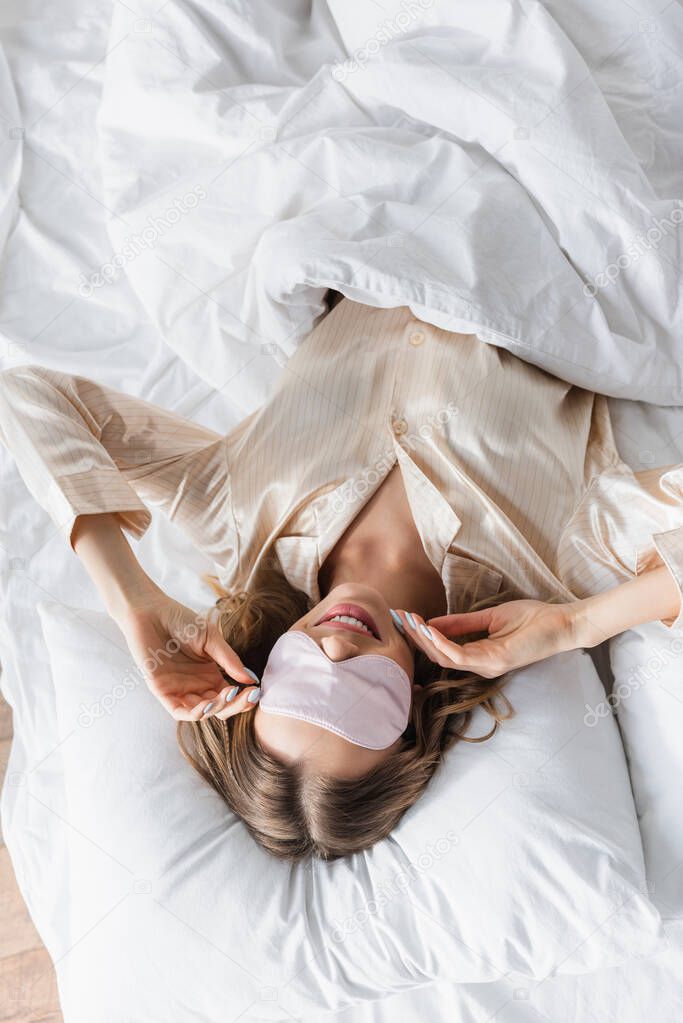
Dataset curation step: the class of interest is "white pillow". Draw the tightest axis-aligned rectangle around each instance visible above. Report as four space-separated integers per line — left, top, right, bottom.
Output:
36 602 663 1021
609 622 683 918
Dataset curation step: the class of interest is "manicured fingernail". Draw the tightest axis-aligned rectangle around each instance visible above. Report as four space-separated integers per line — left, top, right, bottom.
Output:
202 702 215 716
420 624 433 640
244 668 260 684
225 686 239 703
247 688 262 704
405 612 417 630
390 609 405 634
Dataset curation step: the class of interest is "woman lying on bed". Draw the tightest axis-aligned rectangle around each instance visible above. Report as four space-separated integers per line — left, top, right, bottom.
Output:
1 297 681 860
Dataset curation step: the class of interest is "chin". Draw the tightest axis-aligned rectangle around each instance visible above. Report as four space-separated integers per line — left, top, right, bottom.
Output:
326 582 387 606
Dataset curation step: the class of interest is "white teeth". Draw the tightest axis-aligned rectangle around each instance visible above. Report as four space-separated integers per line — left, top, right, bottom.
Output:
328 614 371 634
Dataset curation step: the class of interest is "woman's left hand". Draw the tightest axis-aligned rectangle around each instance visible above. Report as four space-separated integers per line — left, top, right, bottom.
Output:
394 600 578 679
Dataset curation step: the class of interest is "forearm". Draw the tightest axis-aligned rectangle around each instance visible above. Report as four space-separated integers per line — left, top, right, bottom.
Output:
569 564 682 648
71 513 162 623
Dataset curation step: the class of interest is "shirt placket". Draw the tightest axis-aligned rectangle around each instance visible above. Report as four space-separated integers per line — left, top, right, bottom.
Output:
389 317 465 604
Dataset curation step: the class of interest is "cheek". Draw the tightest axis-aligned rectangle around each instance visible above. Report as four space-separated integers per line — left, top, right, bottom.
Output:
292 601 325 631
400 638 417 679
393 641 415 680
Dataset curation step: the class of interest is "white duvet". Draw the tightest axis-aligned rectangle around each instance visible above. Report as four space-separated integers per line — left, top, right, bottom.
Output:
2 0 683 1020
96 0 683 413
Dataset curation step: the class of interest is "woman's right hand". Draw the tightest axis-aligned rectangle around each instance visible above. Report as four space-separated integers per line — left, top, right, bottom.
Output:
71 513 261 721
118 594 262 722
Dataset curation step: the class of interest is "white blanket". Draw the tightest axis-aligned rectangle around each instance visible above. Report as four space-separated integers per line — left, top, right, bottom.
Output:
96 0 683 415
2 0 683 1020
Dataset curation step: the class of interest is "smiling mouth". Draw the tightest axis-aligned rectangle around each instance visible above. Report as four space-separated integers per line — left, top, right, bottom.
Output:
315 603 381 640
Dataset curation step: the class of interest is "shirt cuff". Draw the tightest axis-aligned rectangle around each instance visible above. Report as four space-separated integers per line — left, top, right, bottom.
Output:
47 469 153 549
638 526 683 630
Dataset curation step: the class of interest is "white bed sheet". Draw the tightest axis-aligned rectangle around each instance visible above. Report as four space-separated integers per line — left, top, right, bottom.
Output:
1 1 683 1020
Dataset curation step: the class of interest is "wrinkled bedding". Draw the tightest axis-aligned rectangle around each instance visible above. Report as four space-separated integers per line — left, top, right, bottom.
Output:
96 0 683 412
1 0 683 1020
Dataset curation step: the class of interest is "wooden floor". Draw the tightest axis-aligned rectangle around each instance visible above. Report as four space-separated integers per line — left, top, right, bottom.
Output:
0 695 63 1022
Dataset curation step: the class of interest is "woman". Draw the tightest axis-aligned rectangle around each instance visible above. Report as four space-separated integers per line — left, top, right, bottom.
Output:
1 298 681 860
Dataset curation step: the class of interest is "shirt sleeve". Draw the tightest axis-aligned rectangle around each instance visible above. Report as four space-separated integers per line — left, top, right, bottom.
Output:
633 466 683 630
558 461 683 631
0 365 236 566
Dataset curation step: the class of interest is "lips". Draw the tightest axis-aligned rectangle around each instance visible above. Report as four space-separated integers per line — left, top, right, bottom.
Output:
315 603 381 640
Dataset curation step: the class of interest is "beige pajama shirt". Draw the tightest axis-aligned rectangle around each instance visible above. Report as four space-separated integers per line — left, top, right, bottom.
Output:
1 299 682 629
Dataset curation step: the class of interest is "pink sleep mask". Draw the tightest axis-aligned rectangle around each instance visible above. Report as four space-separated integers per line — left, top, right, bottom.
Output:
259 631 412 750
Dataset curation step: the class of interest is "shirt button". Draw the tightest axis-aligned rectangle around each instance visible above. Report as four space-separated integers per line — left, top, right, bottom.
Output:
392 416 408 436
409 330 425 346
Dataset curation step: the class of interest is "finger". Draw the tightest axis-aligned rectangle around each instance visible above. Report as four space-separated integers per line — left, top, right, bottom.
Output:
203 629 261 687
168 690 221 722
422 629 508 677
166 695 204 722
197 688 227 719
397 611 500 675
426 609 495 637
213 684 262 720
394 610 428 648
395 611 450 663
158 693 187 720
217 665 259 690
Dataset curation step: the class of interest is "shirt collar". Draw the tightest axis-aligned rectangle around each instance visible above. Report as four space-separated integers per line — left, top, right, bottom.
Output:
274 440 463 608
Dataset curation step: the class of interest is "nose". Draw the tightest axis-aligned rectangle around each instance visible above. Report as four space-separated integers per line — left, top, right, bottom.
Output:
320 634 364 661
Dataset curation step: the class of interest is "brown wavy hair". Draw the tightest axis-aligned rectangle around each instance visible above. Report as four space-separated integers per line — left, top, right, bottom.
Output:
177 567 514 862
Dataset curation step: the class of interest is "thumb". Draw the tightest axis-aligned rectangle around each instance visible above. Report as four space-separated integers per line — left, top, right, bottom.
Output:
427 608 494 637
203 627 260 686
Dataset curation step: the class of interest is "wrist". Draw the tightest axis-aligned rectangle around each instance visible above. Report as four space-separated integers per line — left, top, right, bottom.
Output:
565 596 613 650
109 576 164 625
72 513 162 624
563 565 681 649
